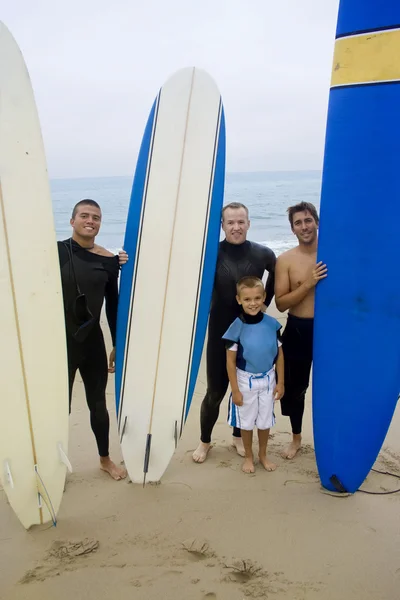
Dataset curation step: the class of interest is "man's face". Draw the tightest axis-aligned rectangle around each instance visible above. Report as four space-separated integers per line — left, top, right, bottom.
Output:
222 208 250 245
291 210 318 245
70 204 102 240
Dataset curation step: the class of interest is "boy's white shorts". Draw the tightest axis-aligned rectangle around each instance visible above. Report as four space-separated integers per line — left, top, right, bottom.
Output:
227 367 276 431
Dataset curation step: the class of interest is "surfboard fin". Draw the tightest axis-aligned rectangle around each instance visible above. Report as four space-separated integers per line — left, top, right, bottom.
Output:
120 416 128 444
4 461 14 489
329 475 349 494
34 465 57 526
58 443 73 473
143 433 152 487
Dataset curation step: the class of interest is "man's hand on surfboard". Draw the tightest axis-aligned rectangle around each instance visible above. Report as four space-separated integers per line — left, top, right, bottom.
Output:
305 261 328 290
118 249 129 266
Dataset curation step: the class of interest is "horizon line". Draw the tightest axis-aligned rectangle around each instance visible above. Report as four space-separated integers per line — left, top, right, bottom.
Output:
50 168 323 182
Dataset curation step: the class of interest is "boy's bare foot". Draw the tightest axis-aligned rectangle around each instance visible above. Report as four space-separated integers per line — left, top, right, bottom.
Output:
282 436 302 459
100 457 127 480
242 457 255 473
232 436 245 457
259 454 277 471
192 442 211 463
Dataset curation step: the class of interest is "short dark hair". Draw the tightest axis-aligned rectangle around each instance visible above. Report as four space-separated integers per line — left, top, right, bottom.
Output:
221 202 249 221
236 276 264 295
71 199 101 219
287 202 319 228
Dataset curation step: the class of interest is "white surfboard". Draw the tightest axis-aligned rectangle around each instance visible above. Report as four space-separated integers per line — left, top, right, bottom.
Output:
115 67 226 484
0 22 70 529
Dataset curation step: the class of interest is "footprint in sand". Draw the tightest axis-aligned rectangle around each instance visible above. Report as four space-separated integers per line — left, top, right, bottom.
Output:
217 460 232 468
49 539 99 559
20 538 99 584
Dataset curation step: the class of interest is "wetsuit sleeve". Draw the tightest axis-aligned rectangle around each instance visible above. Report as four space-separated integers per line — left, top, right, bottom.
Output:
57 241 69 269
104 258 119 346
263 248 277 307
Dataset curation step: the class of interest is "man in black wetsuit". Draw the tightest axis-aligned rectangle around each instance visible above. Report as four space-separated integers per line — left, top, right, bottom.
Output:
192 202 276 463
58 199 127 480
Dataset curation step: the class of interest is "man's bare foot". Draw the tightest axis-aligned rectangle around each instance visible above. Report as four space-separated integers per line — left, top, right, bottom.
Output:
232 436 245 457
242 457 255 474
100 457 127 480
259 454 277 471
282 436 302 460
192 442 211 463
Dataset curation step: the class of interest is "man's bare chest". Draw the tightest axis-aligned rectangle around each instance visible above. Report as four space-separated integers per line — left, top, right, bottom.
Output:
288 257 315 290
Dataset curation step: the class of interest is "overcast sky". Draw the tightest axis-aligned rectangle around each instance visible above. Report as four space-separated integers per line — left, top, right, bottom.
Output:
3 0 339 178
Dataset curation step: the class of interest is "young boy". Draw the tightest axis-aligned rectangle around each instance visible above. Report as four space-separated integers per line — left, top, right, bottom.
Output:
223 276 284 474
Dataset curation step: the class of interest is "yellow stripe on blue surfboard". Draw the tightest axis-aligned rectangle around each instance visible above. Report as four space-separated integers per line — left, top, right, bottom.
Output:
331 27 400 88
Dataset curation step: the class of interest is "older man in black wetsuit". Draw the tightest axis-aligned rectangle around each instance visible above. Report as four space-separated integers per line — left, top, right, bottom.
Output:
58 199 127 480
193 202 276 463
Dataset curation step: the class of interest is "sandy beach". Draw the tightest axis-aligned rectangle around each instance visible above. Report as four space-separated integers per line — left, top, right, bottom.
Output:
1 302 399 600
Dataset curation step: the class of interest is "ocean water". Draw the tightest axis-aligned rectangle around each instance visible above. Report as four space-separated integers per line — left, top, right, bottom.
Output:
51 170 322 257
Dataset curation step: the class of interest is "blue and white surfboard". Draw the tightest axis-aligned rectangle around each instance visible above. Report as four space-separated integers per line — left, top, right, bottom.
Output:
115 67 226 484
313 0 400 493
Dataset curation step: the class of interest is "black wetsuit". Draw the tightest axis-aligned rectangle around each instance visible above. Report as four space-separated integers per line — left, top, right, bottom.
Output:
200 239 276 443
58 239 119 457
280 314 314 435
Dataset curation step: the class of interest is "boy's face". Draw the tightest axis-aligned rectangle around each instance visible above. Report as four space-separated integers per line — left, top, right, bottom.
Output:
236 285 266 316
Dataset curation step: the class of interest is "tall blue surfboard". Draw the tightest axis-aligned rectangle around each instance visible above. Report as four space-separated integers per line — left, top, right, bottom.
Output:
313 0 400 493
115 67 225 484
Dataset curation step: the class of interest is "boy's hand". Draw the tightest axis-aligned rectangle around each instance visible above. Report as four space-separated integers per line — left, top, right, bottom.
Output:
274 382 284 401
232 390 243 406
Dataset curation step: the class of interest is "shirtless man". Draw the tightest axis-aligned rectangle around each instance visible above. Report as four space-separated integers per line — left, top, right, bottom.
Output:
274 202 327 459
58 199 127 480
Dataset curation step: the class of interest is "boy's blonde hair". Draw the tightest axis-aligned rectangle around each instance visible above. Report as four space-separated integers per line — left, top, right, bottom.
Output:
236 276 264 295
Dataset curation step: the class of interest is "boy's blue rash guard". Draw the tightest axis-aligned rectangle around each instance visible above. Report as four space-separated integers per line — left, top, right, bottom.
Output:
223 312 281 374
